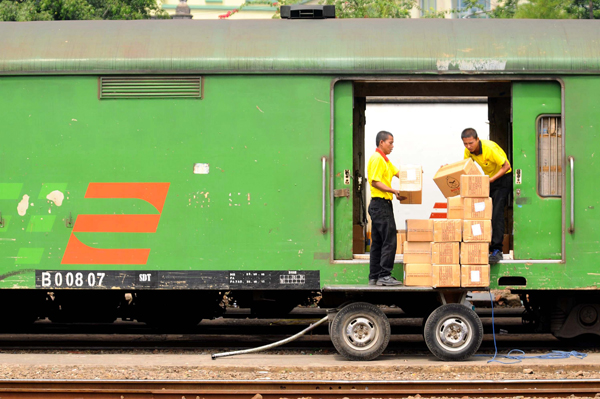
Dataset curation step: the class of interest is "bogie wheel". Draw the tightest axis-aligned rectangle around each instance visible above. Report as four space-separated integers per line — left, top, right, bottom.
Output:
424 303 483 361
330 302 390 361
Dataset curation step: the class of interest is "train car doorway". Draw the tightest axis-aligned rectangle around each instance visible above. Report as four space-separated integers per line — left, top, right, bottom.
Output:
332 79 564 266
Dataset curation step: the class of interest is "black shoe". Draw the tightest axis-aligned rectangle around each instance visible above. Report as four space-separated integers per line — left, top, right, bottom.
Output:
368 279 377 286
376 276 403 286
489 249 503 264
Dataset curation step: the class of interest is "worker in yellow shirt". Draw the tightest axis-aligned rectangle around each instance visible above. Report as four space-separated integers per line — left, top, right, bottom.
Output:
462 128 512 264
367 131 405 286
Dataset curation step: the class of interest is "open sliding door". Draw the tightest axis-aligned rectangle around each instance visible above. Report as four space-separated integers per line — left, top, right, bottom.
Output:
332 81 354 260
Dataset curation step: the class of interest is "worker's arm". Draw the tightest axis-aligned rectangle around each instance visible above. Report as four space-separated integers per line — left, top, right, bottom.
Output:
371 180 406 201
490 161 511 183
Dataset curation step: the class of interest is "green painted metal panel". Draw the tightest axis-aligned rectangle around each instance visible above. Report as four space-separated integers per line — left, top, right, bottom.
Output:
333 82 353 260
490 78 600 290
2 20 600 75
0 183 23 200
563 77 600 288
512 82 562 260
0 75 376 288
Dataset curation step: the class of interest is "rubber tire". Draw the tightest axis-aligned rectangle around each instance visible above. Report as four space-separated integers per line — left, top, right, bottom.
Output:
424 303 483 361
330 302 391 361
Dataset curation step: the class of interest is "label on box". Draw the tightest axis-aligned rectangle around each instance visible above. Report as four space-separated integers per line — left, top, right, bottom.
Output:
471 270 481 282
407 169 417 181
474 202 486 212
471 224 482 236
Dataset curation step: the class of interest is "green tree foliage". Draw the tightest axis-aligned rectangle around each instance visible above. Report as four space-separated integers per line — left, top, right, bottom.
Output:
320 0 415 18
488 0 518 18
491 0 598 19
0 0 169 21
513 0 574 18
565 0 600 18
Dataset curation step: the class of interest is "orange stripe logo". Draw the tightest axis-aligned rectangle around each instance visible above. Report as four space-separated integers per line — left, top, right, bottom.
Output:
61 183 170 265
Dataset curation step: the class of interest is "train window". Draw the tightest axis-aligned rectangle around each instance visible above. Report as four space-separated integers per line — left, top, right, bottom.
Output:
537 115 562 197
99 76 203 99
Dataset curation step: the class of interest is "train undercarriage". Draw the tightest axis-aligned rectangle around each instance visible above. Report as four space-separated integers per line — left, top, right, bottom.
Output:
1 288 598 361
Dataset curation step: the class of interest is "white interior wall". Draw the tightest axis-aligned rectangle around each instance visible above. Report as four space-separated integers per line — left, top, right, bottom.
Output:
364 102 489 232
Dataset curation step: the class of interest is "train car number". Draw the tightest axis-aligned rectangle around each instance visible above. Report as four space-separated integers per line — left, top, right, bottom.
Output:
40 271 106 288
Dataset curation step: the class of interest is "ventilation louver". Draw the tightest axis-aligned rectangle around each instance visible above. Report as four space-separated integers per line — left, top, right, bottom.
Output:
100 76 202 99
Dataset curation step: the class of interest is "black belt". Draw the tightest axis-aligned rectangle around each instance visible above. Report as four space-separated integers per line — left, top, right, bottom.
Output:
371 197 392 203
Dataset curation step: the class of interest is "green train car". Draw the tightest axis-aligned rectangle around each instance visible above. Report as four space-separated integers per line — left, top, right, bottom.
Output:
1 19 599 361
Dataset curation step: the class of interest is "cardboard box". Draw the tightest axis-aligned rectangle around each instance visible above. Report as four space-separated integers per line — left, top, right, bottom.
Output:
460 175 490 198
433 219 462 242
353 239 365 254
400 190 422 205
503 234 510 254
396 231 407 254
353 224 365 254
461 265 490 287
403 241 432 263
460 242 489 265
463 220 492 242
404 264 432 287
432 264 461 287
447 196 464 219
406 219 434 241
399 165 422 191
433 159 482 198
399 165 423 204
432 242 460 264
464 197 493 220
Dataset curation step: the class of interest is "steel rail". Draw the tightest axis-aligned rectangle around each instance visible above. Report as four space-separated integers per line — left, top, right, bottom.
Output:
0 379 599 398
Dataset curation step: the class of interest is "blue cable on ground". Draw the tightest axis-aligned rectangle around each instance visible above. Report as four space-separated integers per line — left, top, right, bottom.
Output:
474 291 587 364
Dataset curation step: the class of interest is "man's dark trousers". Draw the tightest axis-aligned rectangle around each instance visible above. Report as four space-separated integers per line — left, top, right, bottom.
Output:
368 198 397 280
490 173 512 252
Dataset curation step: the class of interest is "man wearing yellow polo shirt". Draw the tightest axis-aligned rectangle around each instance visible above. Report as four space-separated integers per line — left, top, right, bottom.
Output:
367 131 404 286
462 128 512 264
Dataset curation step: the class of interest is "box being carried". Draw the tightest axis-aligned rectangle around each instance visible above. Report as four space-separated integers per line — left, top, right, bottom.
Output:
432 242 459 265
463 220 492 242
404 264 432 287
400 191 422 205
433 219 462 242
403 241 432 263
461 265 490 287
460 242 489 264
463 197 493 220
460 175 490 198
406 219 434 241
432 264 461 287
433 159 482 198
399 165 422 204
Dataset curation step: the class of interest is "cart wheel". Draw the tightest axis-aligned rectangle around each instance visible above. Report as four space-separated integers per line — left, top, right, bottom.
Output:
424 303 483 361
330 302 390 361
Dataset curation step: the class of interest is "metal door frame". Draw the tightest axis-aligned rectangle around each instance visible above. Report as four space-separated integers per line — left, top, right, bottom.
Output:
328 75 566 265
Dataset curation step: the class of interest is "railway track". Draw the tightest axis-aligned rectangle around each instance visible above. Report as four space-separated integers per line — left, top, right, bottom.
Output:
1 379 599 398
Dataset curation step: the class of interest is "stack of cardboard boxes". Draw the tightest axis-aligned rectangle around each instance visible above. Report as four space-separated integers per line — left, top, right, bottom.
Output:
458 174 492 287
403 219 434 286
403 159 491 288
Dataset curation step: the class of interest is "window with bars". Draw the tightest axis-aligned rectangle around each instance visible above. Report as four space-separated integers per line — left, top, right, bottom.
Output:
421 0 436 14
453 0 490 18
537 115 562 197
